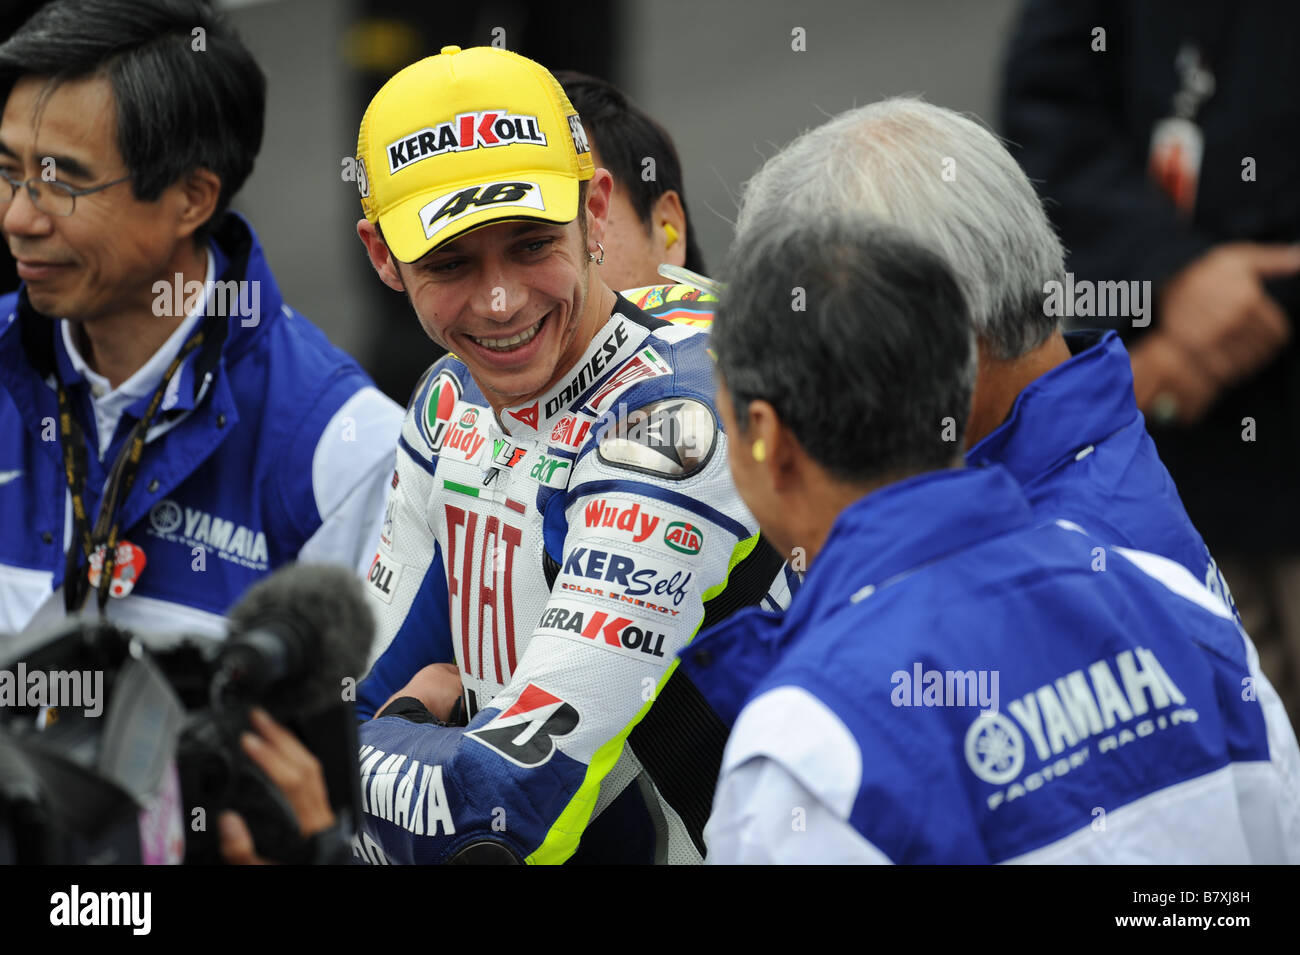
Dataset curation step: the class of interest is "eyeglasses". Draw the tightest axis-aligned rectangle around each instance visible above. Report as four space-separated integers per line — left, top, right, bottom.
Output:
0 171 131 217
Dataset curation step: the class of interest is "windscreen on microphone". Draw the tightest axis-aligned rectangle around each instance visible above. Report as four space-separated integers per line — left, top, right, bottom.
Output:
221 562 374 715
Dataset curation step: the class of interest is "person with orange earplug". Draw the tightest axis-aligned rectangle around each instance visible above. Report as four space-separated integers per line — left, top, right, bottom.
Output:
555 71 716 332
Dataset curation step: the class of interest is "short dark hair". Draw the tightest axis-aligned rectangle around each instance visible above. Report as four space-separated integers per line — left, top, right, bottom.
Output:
577 178 589 246
715 216 976 484
555 70 705 275
0 0 266 242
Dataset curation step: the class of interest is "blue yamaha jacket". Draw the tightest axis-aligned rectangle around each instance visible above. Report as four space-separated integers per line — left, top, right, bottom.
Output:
682 466 1300 863
966 330 1236 612
0 213 402 640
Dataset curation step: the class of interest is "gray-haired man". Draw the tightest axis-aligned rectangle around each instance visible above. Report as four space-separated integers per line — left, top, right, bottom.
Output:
736 97 1237 617
681 215 1300 864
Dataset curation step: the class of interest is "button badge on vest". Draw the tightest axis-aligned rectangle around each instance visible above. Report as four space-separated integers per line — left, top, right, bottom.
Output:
88 539 147 598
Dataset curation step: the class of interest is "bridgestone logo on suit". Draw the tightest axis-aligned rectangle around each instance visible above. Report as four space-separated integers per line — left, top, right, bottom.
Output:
467 684 579 768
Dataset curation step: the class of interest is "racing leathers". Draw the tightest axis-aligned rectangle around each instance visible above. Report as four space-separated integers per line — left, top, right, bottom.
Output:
621 282 715 331
354 295 793 864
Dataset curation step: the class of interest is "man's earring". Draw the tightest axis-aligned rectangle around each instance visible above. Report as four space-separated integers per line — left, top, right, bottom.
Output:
752 439 767 462
588 242 605 265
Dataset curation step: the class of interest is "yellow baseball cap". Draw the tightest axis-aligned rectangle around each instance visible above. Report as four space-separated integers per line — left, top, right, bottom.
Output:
357 45 595 263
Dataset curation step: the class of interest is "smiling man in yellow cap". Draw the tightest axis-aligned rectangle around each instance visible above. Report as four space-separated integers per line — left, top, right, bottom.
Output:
356 45 606 408
349 45 794 865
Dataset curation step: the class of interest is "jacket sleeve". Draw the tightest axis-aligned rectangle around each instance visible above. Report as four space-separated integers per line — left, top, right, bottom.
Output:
295 384 404 575
1242 637 1300 863
999 0 1216 328
355 393 776 864
705 683 891 864
706 757 888 864
1114 545 1300 863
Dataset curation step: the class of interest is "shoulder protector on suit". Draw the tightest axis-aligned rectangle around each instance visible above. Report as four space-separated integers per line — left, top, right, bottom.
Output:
596 397 717 479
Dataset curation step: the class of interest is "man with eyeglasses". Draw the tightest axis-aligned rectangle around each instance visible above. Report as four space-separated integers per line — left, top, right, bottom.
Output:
0 0 402 640
2 170 131 218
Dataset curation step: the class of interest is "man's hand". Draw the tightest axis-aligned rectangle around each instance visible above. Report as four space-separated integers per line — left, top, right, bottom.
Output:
1133 242 1300 425
1157 242 1299 387
378 662 464 722
219 707 337 865
1130 331 1221 425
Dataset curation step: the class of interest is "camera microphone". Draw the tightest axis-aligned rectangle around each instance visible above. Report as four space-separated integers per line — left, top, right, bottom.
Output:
216 562 374 714
180 562 376 863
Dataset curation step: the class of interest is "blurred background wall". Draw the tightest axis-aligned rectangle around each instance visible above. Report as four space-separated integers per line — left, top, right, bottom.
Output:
621 0 1021 277
224 0 1020 399
0 0 1020 399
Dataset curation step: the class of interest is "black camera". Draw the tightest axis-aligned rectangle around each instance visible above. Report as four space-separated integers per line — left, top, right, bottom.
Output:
0 563 372 864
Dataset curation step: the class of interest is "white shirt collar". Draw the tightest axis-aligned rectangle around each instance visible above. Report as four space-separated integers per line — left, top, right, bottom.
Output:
62 247 215 401
61 248 215 457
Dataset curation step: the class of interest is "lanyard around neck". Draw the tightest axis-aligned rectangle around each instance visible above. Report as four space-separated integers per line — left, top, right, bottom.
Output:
57 324 207 614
